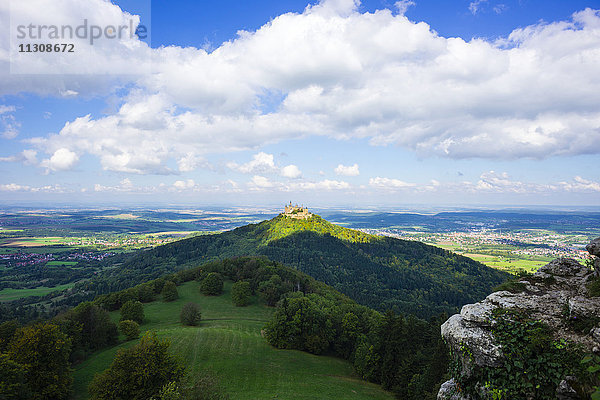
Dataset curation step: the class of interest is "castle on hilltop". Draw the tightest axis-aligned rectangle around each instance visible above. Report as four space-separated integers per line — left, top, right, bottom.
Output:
282 201 313 220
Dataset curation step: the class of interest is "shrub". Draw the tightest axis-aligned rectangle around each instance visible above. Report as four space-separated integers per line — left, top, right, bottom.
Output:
231 281 251 307
180 303 202 326
120 300 144 324
200 273 223 296
162 281 179 302
119 320 140 341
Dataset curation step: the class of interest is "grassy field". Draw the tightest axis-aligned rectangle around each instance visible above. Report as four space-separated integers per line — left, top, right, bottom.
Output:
47 261 79 266
71 281 394 400
0 283 75 302
461 253 550 273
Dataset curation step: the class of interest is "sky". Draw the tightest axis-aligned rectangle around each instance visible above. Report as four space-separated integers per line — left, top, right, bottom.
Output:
0 0 599 207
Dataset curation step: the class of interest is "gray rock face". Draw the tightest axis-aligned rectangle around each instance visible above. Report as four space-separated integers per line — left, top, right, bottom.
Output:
587 237 600 257
438 238 600 400
536 257 589 278
437 379 469 400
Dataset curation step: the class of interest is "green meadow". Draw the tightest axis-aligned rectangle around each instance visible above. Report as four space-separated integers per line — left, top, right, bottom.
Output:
71 281 394 400
47 261 79 267
0 283 76 302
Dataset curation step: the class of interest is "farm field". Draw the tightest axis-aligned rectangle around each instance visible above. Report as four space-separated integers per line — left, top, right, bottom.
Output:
459 253 551 273
71 281 394 400
0 283 76 302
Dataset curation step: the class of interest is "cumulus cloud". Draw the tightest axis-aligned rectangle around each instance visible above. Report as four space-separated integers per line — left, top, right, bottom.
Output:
335 163 360 176
558 176 600 192
40 148 79 172
172 179 196 190
3 1 600 176
249 175 275 189
228 152 277 174
230 153 302 179
281 164 302 179
369 177 415 189
0 149 38 165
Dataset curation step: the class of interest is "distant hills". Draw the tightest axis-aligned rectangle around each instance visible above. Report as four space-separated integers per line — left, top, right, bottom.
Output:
92 213 509 318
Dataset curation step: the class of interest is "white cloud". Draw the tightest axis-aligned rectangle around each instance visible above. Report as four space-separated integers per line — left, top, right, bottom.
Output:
0 183 30 191
335 163 360 176
493 4 507 14
249 175 275 189
0 105 19 139
230 153 302 179
228 152 277 174
475 171 527 193
558 176 600 192
281 164 302 179
0 183 66 192
469 0 487 15
3 1 600 174
0 149 38 165
395 0 416 15
94 178 141 192
291 179 350 190
172 179 196 190
369 176 416 189
40 148 78 172
0 105 15 114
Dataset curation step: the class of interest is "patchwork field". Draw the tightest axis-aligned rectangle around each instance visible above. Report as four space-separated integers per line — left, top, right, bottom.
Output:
71 281 394 400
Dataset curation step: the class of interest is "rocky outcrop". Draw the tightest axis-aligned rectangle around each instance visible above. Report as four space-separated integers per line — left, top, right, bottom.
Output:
438 238 600 400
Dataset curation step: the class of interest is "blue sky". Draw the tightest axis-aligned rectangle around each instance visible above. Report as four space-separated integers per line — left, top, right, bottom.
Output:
1 0 599 207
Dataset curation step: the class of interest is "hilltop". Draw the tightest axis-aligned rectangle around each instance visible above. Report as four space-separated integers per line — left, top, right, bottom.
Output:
85 211 509 318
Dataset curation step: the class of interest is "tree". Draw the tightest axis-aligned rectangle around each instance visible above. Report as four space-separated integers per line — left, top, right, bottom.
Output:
66 302 118 351
0 353 30 400
180 303 201 326
162 281 179 302
119 320 140 341
231 281 251 306
120 300 144 324
137 284 155 303
258 274 285 306
264 296 332 354
200 273 223 296
88 332 184 400
0 320 19 352
7 323 72 400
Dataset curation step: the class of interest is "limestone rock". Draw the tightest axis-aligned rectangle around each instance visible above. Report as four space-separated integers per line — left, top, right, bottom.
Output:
556 376 579 400
535 257 588 278
438 238 600 399
587 237 600 256
437 379 469 400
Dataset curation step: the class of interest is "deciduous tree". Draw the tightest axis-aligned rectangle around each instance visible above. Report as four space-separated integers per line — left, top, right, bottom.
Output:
88 332 184 400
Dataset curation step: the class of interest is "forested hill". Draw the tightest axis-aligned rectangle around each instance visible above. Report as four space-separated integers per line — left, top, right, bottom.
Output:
89 214 509 318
